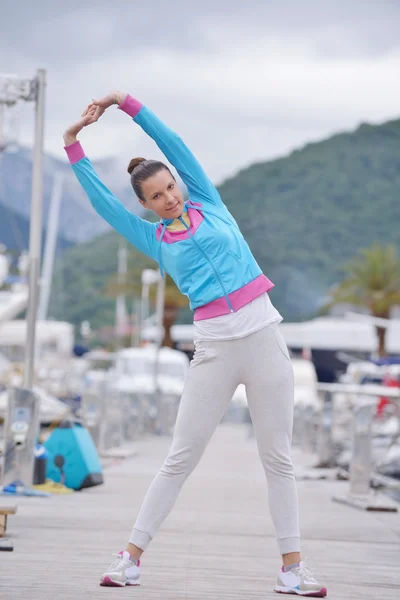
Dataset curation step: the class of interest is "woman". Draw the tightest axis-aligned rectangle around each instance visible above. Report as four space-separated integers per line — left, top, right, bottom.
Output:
63 91 327 597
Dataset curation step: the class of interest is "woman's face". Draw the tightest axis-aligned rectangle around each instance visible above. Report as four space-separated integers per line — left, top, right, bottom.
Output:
140 169 184 220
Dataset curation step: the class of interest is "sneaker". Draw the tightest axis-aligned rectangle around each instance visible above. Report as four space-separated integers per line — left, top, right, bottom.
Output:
100 551 141 587
274 561 327 597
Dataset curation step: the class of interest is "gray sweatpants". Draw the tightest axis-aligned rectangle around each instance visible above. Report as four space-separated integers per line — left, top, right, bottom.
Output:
129 323 300 555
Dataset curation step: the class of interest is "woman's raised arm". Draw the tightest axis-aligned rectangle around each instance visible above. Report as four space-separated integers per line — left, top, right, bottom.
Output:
63 112 157 261
90 91 223 207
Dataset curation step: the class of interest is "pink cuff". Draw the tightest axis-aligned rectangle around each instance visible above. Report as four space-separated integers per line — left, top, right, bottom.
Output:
64 141 85 164
118 94 143 118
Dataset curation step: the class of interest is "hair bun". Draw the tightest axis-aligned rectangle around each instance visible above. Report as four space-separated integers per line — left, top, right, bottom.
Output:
127 157 146 175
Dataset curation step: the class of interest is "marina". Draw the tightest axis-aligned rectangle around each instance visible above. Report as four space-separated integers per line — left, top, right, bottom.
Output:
1 425 400 599
1 10 400 599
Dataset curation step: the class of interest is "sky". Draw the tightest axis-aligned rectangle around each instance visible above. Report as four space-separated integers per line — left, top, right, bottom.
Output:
1 0 400 184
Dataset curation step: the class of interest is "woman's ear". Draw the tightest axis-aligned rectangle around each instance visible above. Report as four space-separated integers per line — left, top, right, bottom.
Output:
139 199 147 209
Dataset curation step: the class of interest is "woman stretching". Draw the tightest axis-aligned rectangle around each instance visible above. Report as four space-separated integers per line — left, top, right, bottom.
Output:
63 91 327 597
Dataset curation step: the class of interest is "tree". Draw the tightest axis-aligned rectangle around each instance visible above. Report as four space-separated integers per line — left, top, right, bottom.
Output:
162 282 189 347
328 244 400 356
105 251 188 348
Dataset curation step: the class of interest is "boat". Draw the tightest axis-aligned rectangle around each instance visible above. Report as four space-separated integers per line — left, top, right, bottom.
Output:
107 345 190 435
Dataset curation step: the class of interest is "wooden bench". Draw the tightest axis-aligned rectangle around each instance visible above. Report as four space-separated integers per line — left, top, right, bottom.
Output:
0 506 17 537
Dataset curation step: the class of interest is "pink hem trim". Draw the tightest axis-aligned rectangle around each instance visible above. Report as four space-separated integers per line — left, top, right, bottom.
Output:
156 208 204 242
118 94 143 118
64 141 85 164
194 274 274 321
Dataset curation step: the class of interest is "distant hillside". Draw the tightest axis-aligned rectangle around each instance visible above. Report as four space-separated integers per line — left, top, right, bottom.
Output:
220 118 400 318
49 116 400 327
0 147 143 245
0 201 72 253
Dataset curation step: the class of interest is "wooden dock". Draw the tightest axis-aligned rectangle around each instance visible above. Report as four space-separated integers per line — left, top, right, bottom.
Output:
1 424 399 599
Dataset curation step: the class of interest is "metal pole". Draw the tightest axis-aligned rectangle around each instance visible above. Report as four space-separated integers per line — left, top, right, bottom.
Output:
131 297 141 347
141 282 150 339
153 273 165 432
316 390 334 467
155 274 165 347
0 104 4 151
115 241 128 349
37 172 64 321
349 402 373 497
23 69 46 388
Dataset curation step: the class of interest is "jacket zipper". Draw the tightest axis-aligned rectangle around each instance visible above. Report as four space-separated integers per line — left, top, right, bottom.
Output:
178 216 234 313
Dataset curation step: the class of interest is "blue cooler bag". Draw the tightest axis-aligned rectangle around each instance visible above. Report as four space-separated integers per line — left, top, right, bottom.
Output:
44 420 103 490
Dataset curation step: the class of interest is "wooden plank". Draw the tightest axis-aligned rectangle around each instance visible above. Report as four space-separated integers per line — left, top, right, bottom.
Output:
0 425 399 599
0 514 5 536
0 506 17 515
0 507 17 536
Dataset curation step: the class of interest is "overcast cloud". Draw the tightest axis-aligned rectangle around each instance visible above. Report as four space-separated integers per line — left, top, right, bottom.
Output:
1 0 400 183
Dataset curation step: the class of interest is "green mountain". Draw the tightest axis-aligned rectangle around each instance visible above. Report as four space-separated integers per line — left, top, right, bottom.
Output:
49 116 400 329
49 230 155 331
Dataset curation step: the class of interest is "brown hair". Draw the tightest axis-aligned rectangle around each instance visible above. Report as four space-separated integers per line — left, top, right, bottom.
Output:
127 157 173 202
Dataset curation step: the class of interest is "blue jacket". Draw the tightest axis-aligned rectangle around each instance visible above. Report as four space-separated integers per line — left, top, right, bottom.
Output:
65 96 273 320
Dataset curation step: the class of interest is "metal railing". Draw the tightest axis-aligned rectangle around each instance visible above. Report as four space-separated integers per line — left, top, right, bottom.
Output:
80 380 181 456
0 378 182 486
296 383 400 511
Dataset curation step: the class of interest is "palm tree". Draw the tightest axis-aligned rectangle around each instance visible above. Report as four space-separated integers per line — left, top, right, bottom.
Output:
105 250 188 348
328 244 400 357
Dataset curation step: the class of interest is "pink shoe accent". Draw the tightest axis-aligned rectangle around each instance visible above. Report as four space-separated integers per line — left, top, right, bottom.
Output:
194 274 274 320
100 575 140 588
275 589 327 598
118 94 143 118
64 141 85 164
303 589 327 598
100 576 124 587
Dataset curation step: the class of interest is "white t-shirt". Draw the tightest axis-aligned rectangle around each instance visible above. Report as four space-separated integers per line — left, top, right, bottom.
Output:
193 292 282 342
